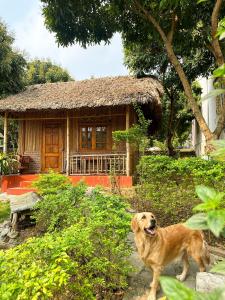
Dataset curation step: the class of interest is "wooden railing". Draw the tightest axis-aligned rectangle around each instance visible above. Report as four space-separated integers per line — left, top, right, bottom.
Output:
69 154 127 175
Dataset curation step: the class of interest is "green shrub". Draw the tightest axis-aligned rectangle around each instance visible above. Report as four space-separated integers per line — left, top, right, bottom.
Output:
0 201 10 222
138 155 225 185
135 156 225 227
32 170 71 196
0 153 18 175
33 182 87 232
0 173 132 299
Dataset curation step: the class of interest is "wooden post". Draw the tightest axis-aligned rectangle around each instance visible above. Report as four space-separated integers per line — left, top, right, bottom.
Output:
66 113 70 175
3 112 8 154
126 106 131 176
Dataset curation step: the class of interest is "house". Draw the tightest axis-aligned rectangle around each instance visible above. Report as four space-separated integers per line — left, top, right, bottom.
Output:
0 76 163 194
192 78 225 155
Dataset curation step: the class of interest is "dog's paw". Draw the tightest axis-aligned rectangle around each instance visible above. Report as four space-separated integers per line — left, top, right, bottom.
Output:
176 274 186 282
147 293 156 300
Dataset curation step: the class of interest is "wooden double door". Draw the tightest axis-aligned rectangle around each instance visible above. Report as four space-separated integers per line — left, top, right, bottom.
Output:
42 122 63 172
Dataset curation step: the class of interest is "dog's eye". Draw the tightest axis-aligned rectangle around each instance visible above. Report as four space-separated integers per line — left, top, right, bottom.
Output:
141 215 146 219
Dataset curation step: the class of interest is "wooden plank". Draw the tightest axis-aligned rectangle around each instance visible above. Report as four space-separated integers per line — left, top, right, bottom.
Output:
126 106 131 176
66 114 70 175
7 113 125 121
3 112 8 154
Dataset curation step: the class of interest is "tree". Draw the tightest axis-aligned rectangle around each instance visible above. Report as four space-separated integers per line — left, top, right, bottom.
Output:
0 21 26 152
40 0 225 150
26 59 73 85
124 41 203 155
0 21 26 98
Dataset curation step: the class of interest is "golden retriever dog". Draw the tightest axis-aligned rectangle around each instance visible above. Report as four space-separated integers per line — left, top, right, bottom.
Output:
131 212 210 300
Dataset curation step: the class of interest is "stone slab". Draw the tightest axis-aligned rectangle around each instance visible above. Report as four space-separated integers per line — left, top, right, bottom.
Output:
9 192 40 213
196 272 225 293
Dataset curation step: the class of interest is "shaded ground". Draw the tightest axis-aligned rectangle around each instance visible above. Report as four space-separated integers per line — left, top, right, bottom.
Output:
124 233 218 300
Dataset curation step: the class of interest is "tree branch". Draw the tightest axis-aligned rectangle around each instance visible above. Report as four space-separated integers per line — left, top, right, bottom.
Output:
133 0 213 142
211 0 224 66
167 13 178 44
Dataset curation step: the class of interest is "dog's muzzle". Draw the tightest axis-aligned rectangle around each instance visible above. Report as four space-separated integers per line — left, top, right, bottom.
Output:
144 220 156 236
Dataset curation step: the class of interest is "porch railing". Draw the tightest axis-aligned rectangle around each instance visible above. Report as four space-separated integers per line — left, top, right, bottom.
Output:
69 153 127 175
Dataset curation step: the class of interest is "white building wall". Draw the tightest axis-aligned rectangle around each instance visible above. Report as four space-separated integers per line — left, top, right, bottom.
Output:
192 78 225 156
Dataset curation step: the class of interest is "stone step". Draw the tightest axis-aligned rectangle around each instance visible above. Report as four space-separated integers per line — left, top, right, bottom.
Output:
20 181 33 188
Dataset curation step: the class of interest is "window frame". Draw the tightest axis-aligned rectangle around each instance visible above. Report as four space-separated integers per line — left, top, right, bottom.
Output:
79 124 108 152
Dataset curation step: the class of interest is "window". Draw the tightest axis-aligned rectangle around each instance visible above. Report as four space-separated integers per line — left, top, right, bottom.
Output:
81 126 92 149
96 126 107 149
80 125 107 150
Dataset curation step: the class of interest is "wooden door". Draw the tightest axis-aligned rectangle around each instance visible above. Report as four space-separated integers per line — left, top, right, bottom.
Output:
42 123 63 172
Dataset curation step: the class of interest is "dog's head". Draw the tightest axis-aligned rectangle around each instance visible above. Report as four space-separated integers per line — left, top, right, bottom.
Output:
131 212 157 237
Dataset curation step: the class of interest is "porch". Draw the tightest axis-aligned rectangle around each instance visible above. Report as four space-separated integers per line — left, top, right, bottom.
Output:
2 105 133 177
1 174 133 195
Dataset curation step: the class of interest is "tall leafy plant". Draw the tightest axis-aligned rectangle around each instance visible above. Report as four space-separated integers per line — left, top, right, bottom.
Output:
113 104 151 155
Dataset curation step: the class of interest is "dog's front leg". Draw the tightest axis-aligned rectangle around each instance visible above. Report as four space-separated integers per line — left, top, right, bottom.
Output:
148 266 162 300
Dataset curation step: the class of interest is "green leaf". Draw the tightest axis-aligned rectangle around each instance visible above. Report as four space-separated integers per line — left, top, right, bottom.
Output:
160 276 197 300
185 213 208 230
201 89 225 101
207 210 225 237
195 186 218 203
211 260 225 275
213 64 225 78
197 0 208 3
205 287 225 300
211 140 225 161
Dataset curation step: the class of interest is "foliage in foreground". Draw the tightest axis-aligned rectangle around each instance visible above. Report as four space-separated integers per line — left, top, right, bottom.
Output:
135 156 225 226
160 139 225 300
0 173 132 299
160 185 225 300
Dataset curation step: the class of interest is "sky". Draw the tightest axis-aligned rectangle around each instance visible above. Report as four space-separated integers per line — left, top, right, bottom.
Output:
0 0 128 80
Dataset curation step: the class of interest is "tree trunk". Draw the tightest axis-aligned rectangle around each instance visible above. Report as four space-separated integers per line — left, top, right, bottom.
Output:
134 1 214 144
166 90 176 156
211 0 224 66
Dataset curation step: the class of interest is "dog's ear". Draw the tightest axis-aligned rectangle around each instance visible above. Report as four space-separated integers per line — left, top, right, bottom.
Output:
131 216 139 232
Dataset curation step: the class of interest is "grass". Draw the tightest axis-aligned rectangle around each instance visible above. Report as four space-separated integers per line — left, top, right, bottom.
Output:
0 201 10 223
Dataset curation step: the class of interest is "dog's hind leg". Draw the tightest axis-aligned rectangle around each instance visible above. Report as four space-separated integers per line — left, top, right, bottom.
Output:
192 255 206 272
190 234 208 272
176 251 189 282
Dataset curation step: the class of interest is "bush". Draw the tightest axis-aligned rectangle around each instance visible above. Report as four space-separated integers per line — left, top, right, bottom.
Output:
0 201 10 222
134 156 225 227
138 155 225 185
0 173 132 299
32 170 71 196
0 153 18 175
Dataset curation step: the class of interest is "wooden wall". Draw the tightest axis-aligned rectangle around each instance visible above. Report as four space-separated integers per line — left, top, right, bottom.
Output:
17 106 134 174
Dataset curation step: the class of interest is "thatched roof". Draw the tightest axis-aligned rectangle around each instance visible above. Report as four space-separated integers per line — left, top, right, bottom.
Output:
0 76 163 112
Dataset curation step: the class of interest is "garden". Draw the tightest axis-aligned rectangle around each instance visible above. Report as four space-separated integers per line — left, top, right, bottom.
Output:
0 150 225 299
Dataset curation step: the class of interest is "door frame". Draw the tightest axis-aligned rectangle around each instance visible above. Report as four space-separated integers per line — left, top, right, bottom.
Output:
41 120 64 173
